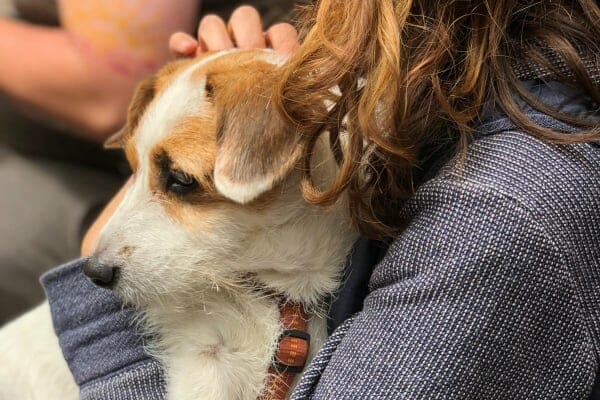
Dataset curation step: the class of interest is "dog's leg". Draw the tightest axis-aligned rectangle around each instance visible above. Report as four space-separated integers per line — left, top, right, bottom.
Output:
0 302 78 400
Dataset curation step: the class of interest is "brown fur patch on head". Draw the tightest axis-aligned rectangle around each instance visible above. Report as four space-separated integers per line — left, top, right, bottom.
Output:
138 51 303 228
189 50 275 83
105 59 196 170
159 115 218 188
148 112 228 229
192 51 304 204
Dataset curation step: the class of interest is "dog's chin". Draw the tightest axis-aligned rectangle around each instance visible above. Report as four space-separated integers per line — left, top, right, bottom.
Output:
110 276 156 308
111 272 189 309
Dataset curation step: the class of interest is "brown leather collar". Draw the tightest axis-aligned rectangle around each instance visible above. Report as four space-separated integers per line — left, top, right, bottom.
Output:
261 302 310 400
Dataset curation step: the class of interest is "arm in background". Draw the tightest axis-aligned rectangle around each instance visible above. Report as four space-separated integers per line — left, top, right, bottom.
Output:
0 0 198 140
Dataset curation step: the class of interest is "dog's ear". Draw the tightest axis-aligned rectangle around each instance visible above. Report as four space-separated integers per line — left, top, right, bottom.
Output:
210 74 303 204
104 76 156 149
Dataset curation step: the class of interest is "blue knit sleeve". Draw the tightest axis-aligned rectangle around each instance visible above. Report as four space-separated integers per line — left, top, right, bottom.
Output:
292 178 598 399
41 259 166 400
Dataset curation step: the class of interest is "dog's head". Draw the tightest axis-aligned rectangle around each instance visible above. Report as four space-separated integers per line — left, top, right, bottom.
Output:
85 50 355 306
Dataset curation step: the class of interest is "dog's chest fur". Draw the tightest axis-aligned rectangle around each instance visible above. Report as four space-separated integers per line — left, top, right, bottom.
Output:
146 292 328 400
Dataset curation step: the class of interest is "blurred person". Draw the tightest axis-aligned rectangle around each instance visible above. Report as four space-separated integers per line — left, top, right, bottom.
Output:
0 0 295 323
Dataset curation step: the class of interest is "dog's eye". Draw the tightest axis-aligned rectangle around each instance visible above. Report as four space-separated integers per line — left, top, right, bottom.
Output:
166 169 198 195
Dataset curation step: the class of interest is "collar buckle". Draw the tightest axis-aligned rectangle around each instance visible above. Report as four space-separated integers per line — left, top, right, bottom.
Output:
272 329 311 374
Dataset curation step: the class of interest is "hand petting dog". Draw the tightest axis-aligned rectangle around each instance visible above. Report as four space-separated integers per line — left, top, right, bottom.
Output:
169 5 299 57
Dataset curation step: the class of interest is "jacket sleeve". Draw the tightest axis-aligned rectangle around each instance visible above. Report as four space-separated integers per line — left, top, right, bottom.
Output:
42 259 166 400
292 178 598 400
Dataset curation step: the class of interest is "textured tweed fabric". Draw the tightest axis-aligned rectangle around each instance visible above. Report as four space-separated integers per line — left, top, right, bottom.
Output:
41 259 161 391
291 83 600 399
514 45 600 83
80 360 165 400
43 79 600 399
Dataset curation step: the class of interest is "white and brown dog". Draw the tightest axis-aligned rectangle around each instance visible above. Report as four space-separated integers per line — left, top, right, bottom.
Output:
0 49 357 400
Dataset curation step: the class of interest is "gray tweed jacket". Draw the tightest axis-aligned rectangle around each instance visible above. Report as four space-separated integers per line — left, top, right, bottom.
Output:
42 79 600 399
292 80 600 399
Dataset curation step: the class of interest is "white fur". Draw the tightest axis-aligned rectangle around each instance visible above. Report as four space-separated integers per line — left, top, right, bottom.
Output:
0 50 357 400
214 172 276 204
0 303 78 400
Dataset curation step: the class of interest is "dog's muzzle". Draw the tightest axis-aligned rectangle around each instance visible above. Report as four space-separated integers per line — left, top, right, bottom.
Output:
83 258 120 289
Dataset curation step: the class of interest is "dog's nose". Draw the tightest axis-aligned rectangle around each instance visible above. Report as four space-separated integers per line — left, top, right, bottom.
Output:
83 258 119 288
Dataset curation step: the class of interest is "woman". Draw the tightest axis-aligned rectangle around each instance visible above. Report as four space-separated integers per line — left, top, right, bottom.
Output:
51 1 600 399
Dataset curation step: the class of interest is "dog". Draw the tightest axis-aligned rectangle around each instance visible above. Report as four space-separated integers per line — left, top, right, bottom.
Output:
0 49 357 400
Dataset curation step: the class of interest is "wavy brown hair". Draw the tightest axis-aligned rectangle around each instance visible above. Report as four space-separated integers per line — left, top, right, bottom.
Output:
276 0 600 238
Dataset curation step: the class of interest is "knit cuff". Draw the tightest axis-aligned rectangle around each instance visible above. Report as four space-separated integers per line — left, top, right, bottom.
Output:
41 258 164 394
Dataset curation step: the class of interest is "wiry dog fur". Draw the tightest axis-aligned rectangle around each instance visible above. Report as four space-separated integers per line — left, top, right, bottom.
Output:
0 49 357 400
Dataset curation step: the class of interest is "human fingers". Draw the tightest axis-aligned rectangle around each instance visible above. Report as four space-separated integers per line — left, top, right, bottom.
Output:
169 31 198 57
81 178 132 257
197 14 234 52
266 23 300 57
227 5 266 49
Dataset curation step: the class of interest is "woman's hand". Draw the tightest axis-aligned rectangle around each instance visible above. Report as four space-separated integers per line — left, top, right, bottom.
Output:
81 6 300 257
169 5 299 58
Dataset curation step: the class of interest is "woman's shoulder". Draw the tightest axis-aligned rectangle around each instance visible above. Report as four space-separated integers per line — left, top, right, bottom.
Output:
394 86 600 297
438 128 600 211
416 124 600 256
427 80 600 227
393 81 600 282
